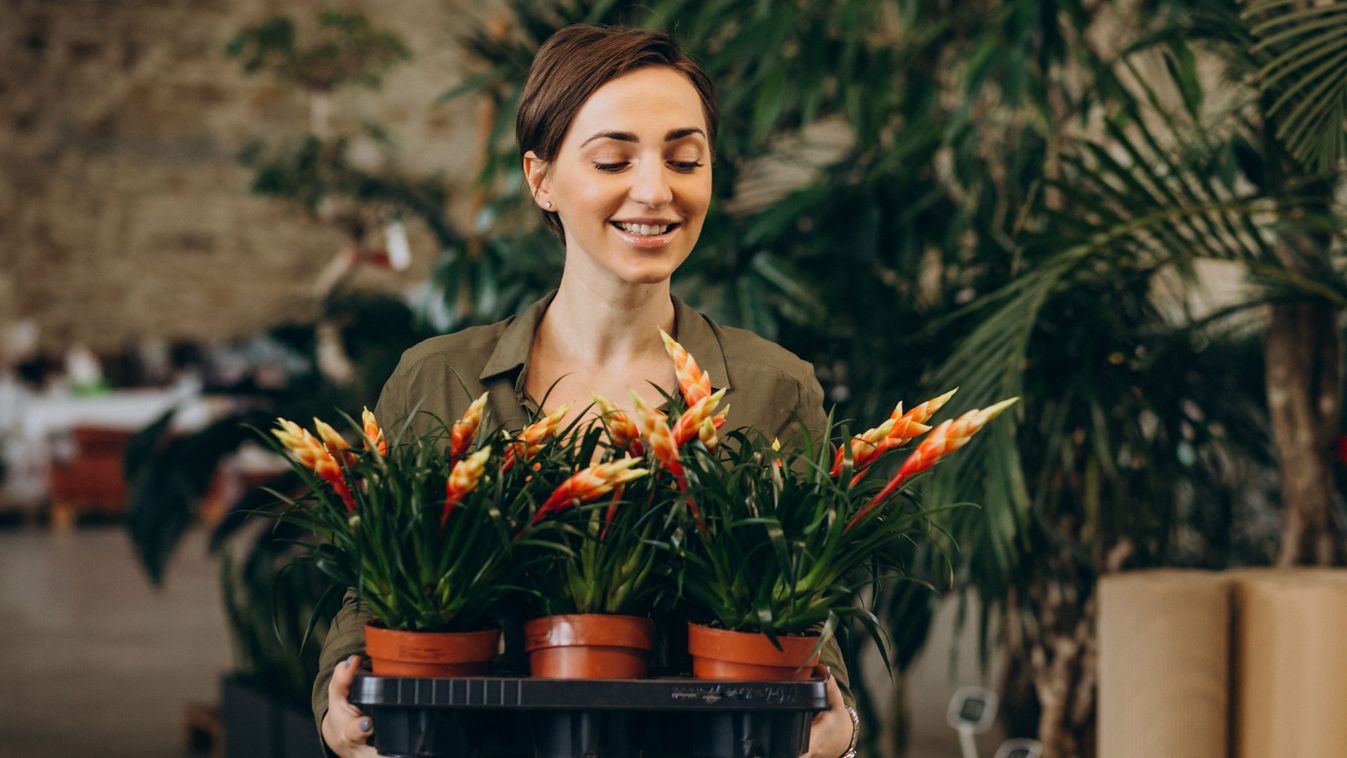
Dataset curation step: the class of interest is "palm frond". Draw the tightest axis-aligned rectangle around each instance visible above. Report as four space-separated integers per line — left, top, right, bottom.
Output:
1245 0 1347 172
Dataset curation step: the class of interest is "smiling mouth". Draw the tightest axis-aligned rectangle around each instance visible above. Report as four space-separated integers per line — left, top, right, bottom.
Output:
610 221 681 237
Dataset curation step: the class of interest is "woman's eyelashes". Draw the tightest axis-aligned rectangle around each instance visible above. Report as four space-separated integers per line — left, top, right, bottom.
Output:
590 159 705 173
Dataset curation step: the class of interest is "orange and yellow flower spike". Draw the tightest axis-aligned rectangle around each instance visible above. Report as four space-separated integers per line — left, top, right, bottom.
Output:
830 417 896 477
313 417 357 465
450 392 490 458
697 417 719 451
441 447 491 528
361 406 386 456
592 393 643 455
892 388 957 427
630 391 681 474
272 418 355 512
846 397 1018 532
531 457 649 525
502 403 571 473
659 328 712 406
672 388 727 445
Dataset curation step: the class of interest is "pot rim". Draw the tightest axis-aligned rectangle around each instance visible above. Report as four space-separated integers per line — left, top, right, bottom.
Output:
524 613 656 652
687 621 822 667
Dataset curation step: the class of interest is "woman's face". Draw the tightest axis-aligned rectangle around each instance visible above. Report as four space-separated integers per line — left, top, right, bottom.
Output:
526 66 713 287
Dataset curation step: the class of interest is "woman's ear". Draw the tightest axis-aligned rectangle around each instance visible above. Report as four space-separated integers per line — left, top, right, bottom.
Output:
522 151 552 211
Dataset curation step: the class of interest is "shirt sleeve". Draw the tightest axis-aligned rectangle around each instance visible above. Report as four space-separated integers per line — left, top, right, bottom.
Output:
311 589 373 739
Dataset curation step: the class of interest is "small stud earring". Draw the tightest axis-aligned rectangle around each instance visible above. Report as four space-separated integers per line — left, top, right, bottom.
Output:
544 200 552 209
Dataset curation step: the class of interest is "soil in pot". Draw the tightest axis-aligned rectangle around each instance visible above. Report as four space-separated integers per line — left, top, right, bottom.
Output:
363 623 500 677
524 613 656 679
687 622 820 681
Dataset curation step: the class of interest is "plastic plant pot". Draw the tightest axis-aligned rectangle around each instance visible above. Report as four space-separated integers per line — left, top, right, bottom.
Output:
686 623 820 681
363 624 501 678
524 614 656 679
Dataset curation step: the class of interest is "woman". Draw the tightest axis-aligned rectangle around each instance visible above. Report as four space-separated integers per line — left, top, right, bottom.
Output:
314 24 859 758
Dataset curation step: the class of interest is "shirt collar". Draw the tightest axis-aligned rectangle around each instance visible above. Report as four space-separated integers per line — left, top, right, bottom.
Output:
477 289 732 394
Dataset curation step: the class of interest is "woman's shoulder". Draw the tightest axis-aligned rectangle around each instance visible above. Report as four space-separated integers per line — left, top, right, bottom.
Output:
710 320 818 390
393 320 511 379
375 319 513 424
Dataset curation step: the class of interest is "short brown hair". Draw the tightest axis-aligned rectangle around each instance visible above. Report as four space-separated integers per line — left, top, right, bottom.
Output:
516 24 718 237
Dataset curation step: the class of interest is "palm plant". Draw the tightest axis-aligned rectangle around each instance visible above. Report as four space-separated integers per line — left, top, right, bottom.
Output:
916 1 1347 751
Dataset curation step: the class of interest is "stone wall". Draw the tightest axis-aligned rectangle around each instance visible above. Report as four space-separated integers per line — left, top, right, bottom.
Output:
1 0 492 354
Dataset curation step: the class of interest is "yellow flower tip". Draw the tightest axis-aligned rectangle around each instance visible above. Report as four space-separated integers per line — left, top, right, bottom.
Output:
980 397 1020 422
889 401 904 420
771 437 782 452
313 418 348 449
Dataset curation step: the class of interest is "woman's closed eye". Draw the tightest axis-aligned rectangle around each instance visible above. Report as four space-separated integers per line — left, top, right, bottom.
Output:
592 160 705 173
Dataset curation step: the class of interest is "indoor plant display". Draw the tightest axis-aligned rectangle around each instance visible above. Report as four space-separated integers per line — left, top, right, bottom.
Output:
650 332 1017 681
265 399 567 677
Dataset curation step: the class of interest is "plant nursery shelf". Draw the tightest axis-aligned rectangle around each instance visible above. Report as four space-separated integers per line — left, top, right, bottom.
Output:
349 672 828 758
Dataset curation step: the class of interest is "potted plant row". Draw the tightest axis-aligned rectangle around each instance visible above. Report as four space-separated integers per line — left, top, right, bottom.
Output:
262 331 1014 751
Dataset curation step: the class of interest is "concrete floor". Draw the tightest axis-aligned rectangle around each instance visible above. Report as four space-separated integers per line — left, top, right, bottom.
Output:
0 525 232 758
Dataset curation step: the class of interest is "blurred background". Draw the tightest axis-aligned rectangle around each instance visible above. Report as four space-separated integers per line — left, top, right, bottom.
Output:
2 0 1345 757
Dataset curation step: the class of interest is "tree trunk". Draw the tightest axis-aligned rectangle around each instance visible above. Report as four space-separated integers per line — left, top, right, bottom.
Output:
1267 301 1344 566
1013 583 1098 758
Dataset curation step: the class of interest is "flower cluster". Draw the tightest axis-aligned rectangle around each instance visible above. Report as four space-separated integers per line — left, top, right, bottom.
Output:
265 329 1014 638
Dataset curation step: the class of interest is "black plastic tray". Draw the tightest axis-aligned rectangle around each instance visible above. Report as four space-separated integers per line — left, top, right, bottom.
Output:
349 673 828 758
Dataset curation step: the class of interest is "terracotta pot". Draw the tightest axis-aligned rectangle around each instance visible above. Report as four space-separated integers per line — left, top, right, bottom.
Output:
524 613 656 679
363 623 500 677
687 622 820 681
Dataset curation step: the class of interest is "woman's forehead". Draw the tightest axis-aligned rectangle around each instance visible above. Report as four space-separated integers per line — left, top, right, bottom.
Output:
566 67 707 146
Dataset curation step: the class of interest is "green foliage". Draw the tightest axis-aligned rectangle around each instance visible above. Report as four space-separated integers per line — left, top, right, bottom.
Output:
261 409 572 632
523 423 669 616
225 10 410 91
670 420 953 660
1246 0 1347 173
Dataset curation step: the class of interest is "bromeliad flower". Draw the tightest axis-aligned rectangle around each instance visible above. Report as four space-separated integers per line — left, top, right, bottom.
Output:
314 418 356 465
845 397 1018 532
660 328 712 406
592 393 644 455
836 388 956 483
831 417 896 477
450 392 489 458
502 403 571 473
672 388 728 445
441 447 491 528
361 406 386 456
272 418 356 512
630 391 682 476
531 457 649 525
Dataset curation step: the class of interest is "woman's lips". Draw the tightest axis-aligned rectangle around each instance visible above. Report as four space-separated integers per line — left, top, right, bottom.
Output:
610 222 681 249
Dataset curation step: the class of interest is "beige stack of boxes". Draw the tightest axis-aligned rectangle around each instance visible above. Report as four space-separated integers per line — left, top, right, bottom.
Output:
1098 569 1347 757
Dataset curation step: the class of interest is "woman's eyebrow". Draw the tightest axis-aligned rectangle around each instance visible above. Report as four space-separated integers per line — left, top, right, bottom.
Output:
580 127 707 147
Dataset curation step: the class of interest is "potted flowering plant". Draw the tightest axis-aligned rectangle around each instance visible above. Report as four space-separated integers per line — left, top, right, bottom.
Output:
518 399 678 679
264 396 570 677
645 332 1016 681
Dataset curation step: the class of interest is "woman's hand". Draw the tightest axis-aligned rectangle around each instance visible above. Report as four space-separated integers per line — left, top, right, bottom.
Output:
801 671 856 758
320 655 379 758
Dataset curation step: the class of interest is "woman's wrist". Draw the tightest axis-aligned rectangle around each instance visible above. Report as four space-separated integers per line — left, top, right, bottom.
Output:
839 705 858 758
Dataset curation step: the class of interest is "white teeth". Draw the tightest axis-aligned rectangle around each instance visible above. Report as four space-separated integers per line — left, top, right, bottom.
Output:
617 222 670 236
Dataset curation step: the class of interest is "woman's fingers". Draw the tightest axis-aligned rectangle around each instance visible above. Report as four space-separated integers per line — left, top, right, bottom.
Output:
322 655 377 757
802 669 852 757
344 712 376 746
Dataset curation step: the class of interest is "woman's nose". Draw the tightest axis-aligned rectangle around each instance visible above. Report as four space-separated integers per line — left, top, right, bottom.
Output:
629 160 673 208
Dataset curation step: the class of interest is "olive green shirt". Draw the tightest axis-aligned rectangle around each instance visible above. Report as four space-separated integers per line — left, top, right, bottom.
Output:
312 290 853 737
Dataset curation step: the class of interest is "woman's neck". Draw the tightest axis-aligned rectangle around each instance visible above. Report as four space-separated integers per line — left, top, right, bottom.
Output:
536 271 676 367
